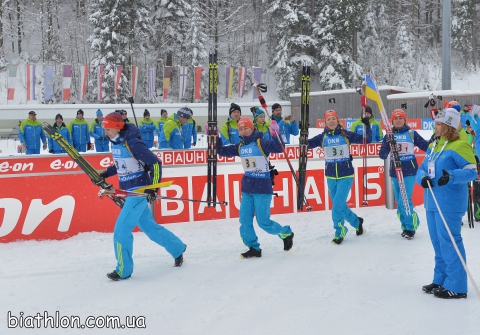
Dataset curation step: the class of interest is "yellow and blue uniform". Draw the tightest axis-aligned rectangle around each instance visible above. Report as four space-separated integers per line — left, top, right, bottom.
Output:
48 123 72 154
103 123 185 279
19 118 47 155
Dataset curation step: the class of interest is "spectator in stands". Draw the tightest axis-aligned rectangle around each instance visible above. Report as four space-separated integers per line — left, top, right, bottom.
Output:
220 103 242 145
350 106 383 142
156 109 169 138
120 110 132 123
69 109 91 152
48 114 72 154
253 107 272 140
90 109 109 152
158 107 192 149
269 103 299 144
139 109 156 149
19 111 47 155
183 110 197 149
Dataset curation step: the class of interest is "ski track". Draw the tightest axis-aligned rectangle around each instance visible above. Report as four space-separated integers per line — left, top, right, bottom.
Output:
1 206 480 334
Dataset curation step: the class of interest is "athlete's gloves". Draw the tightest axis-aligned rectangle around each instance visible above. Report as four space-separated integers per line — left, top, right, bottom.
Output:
87 142 92 151
361 117 370 126
437 170 450 186
49 149 54 154
145 189 158 203
421 176 434 189
270 120 279 137
384 134 395 145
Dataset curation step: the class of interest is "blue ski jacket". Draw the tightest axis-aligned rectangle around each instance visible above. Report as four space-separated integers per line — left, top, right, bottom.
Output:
19 118 47 151
69 118 90 146
90 119 110 150
104 123 162 191
416 136 477 213
379 125 430 178
270 115 299 144
308 125 371 179
217 130 283 194
158 114 184 149
48 123 72 153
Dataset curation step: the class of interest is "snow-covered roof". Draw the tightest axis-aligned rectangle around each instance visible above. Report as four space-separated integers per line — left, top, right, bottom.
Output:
387 89 480 100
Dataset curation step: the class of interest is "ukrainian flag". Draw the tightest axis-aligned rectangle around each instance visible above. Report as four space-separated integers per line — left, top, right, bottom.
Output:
365 75 384 111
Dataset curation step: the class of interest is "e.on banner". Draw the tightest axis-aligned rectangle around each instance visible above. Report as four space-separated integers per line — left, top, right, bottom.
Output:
0 153 419 242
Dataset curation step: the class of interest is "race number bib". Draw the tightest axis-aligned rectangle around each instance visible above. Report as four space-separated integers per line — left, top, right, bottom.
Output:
325 144 349 160
396 142 414 155
242 157 258 170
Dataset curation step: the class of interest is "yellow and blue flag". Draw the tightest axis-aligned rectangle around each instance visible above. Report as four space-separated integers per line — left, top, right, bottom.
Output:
364 75 384 111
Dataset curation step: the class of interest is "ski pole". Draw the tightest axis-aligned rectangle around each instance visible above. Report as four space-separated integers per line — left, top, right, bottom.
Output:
127 97 139 128
427 183 480 298
359 87 368 206
252 81 312 210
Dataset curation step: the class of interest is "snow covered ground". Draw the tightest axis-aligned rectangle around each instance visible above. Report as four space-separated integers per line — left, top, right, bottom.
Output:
1 204 480 335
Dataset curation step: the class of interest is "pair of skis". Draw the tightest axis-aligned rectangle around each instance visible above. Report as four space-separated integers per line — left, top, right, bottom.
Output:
206 51 219 207
297 65 312 211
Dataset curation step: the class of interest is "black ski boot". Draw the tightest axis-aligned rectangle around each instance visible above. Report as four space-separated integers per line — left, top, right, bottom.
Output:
433 287 467 299
422 283 441 294
174 245 187 267
241 247 262 258
331 237 343 245
402 230 415 239
107 271 131 281
356 217 365 236
283 232 294 251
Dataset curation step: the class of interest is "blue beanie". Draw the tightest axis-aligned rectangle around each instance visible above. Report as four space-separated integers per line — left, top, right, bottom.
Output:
254 107 265 119
450 104 461 112
96 109 103 116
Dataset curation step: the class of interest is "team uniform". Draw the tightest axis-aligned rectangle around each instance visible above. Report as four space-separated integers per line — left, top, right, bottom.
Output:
19 117 47 155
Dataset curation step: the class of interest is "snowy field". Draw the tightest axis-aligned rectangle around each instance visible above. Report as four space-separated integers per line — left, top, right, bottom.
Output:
1 205 480 335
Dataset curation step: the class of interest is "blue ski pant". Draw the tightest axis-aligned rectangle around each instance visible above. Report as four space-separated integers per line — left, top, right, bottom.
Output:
392 176 419 232
114 196 186 278
94 141 110 152
26 148 40 155
327 178 360 238
239 192 292 250
74 143 86 152
426 210 467 293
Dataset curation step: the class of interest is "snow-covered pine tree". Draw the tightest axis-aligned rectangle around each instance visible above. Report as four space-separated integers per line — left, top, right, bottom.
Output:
181 2 209 103
88 0 153 103
267 0 316 100
452 0 479 70
313 0 363 90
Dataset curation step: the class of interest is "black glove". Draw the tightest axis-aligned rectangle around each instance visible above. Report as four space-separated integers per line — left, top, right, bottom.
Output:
421 176 434 189
145 189 158 203
192 142 196 147
361 117 370 126
92 171 109 186
385 134 395 144
87 142 92 150
49 149 54 154
99 171 108 179
437 170 450 186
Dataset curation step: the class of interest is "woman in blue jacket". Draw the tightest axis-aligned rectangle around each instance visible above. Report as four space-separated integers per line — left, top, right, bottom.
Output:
379 109 430 239
139 109 157 148
418 108 477 299
158 108 191 149
308 110 371 245
100 112 186 281
48 114 72 154
217 117 294 258
90 109 109 152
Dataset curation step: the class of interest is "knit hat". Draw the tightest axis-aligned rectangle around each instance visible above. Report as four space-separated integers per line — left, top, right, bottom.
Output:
96 109 103 116
102 112 125 129
435 108 460 129
144 109 150 117
28 111 37 115
177 107 192 119
450 104 461 112
77 109 84 115
55 113 63 120
365 106 373 116
391 109 407 123
271 103 282 111
324 110 338 120
254 107 265 120
229 103 241 115
238 117 254 130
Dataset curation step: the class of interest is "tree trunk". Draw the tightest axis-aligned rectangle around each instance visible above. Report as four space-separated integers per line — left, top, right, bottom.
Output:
16 0 21 54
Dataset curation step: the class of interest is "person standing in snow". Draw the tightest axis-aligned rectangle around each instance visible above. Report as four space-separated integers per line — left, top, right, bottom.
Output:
379 109 429 239
48 114 72 154
417 108 477 299
19 111 47 154
139 109 157 149
307 110 371 245
270 103 299 144
217 117 294 258
90 109 110 152
99 111 187 281
69 109 91 152
158 107 191 149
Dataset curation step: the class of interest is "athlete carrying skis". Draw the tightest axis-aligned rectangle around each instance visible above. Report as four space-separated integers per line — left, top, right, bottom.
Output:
99 111 187 281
